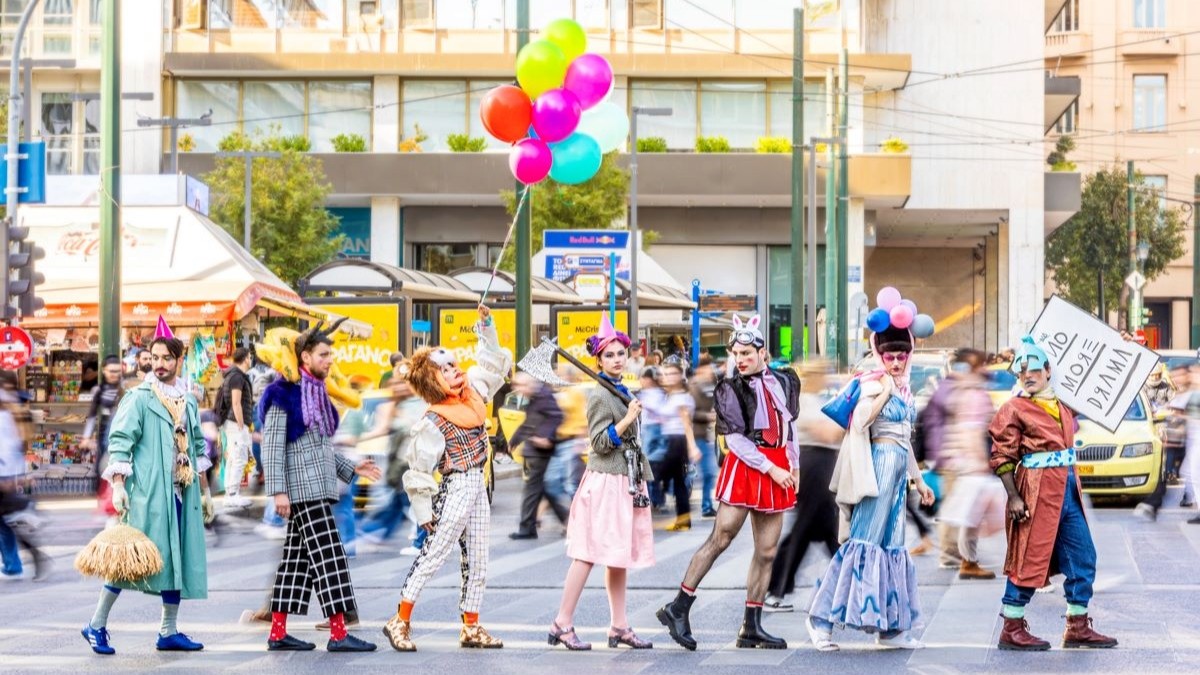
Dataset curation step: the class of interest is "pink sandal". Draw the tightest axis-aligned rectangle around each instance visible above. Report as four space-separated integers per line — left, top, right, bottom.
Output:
548 623 592 651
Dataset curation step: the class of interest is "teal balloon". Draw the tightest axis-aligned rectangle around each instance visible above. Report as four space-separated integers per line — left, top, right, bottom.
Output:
912 313 936 339
549 133 602 185
575 101 629 153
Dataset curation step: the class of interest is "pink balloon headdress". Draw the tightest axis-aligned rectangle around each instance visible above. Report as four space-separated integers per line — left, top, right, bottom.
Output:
586 314 631 357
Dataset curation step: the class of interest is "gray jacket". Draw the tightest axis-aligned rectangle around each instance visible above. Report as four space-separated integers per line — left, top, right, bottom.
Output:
586 386 653 479
262 407 356 504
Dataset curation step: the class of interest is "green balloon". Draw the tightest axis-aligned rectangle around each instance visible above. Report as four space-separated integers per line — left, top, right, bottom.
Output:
544 18 587 61
516 40 568 99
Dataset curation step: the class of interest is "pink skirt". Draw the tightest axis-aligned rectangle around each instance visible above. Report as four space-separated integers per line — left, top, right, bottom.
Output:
566 470 656 569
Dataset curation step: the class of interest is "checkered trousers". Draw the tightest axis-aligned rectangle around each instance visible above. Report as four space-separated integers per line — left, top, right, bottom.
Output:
271 500 357 618
400 467 490 613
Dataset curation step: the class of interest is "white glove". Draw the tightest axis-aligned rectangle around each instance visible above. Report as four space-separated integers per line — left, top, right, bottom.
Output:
111 482 129 515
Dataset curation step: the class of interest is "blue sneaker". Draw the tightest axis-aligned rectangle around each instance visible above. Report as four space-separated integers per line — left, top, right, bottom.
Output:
156 632 204 651
81 624 116 655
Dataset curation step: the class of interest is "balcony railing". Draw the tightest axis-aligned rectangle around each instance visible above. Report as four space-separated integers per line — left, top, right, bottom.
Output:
1045 30 1090 59
1119 29 1184 57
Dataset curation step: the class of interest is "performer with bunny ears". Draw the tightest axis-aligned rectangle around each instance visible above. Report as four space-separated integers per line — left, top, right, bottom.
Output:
657 314 801 651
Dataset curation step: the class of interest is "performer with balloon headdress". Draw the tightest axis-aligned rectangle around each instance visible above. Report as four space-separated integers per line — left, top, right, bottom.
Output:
987 336 1117 651
382 304 512 652
657 314 802 651
805 288 936 652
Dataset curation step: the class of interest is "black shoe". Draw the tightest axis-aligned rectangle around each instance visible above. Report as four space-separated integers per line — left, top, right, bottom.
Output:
701 509 718 518
1188 515 1200 525
656 590 698 651
328 633 377 652
1181 500 1195 508
508 531 538 540
268 634 317 651
736 606 787 649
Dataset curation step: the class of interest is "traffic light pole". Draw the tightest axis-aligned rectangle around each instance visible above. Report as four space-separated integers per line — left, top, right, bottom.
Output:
99 0 121 359
789 7 806 363
4 2 41 319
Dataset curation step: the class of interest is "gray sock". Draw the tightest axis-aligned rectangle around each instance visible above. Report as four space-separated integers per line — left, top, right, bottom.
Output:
160 601 180 637
90 585 121 629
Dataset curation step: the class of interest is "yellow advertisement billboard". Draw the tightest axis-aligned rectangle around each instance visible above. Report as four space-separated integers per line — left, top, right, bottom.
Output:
555 309 629 363
312 302 401 391
437 307 517 372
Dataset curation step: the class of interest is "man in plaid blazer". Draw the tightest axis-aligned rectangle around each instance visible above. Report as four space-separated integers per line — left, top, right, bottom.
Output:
260 321 382 653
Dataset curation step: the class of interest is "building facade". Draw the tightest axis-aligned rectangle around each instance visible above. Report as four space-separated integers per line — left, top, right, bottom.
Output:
17 1 1075 355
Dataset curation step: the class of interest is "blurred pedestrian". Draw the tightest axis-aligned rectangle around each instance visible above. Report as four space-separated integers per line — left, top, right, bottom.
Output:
217 348 255 510
764 363 842 612
690 355 719 518
82 356 124 516
0 370 49 582
549 364 589 500
651 362 699 531
1143 364 1174 411
360 364 425 547
508 372 568 540
638 367 666 508
927 349 999 580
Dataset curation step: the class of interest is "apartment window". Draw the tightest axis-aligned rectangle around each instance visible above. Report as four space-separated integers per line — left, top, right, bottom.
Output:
436 0 501 29
665 0 728 29
88 0 100 55
700 81 766 149
1055 99 1079 134
1 1 24 57
309 81 372 151
575 0 609 28
243 82 305 140
280 0 344 30
1132 74 1166 131
1133 0 1165 29
532 0 573 29
630 81 698 150
177 81 240 151
402 80 468 151
768 80 826 144
1143 175 1167 225
42 0 72 54
631 0 662 28
1052 0 1079 32
208 0 273 29
401 0 433 28
40 92 99 175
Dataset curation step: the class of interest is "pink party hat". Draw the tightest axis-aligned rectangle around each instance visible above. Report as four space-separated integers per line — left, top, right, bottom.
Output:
598 314 618 341
154 315 175 340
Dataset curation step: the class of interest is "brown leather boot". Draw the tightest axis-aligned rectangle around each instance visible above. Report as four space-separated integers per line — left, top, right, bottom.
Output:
1063 614 1118 649
997 616 1051 651
958 560 997 580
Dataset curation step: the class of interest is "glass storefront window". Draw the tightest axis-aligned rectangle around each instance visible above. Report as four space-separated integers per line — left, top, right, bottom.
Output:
630 80 697 150
436 0 502 29
768 80 827 142
402 80 468 151
41 92 73 175
700 81 766 149
243 81 305 140
767 244 825 357
309 81 372 151
176 80 240 151
414 243 476 275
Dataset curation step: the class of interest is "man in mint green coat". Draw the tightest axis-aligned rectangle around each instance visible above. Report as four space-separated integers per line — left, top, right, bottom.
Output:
81 336 213 655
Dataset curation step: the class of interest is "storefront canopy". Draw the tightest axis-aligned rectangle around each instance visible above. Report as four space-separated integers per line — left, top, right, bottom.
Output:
300 259 481 303
21 205 310 327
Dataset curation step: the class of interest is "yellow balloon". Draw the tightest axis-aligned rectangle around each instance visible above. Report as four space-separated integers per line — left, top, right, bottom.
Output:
516 40 568 99
544 18 587 61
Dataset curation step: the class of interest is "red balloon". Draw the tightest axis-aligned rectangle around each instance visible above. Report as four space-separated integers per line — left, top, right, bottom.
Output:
480 85 532 144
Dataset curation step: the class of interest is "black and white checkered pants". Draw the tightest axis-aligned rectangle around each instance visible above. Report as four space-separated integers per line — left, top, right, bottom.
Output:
400 468 489 613
270 500 357 618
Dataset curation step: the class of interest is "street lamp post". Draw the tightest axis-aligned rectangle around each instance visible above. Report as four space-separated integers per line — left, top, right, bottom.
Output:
136 111 212 174
628 106 672 342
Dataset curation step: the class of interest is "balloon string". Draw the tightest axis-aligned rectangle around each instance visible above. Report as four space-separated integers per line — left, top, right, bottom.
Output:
480 184 532 307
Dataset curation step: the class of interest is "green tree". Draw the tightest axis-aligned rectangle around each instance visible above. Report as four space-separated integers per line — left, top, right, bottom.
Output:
1046 165 1185 320
497 152 631 272
204 127 342 286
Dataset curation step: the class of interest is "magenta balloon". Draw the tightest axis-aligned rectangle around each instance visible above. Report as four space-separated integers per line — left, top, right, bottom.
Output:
563 53 614 110
890 304 914 330
531 88 582 144
509 138 553 185
876 286 902 311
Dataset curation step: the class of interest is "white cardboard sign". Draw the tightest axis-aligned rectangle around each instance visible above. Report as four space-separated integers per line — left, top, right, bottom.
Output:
1027 295 1160 433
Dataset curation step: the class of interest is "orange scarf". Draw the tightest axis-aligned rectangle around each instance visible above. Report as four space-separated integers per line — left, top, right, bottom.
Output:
428 380 487 429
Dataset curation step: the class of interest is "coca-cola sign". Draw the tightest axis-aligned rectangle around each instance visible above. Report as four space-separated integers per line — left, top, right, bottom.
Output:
56 228 141 260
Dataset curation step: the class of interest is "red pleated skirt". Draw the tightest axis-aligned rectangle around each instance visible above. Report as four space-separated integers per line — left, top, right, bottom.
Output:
715 445 796 514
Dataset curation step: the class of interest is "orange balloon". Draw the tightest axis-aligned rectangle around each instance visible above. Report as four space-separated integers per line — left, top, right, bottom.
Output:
480 85 533 144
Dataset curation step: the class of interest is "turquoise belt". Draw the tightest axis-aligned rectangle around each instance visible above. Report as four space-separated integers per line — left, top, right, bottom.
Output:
1021 448 1076 469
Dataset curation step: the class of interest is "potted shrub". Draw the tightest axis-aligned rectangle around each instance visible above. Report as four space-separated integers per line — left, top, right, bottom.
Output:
636 136 668 152
331 133 367 152
696 135 731 153
880 136 909 154
399 124 428 153
447 133 488 152
177 133 196 152
755 136 791 154
1046 135 1077 172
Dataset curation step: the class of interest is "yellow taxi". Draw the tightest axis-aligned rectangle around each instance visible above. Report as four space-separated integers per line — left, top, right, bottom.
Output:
1072 392 1165 498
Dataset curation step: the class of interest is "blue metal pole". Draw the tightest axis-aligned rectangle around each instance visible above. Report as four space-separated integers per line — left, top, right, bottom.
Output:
691 280 701 365
609 252 617 323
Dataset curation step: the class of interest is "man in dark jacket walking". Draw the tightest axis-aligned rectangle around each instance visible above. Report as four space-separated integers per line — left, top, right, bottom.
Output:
508 372 567 540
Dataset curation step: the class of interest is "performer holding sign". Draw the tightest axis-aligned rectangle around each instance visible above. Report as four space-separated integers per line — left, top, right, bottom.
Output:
988 336 1117 651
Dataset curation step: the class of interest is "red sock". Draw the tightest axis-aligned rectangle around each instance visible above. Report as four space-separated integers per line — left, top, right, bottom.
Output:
269 612 288 641
329 613 348 641
681 584 696 596
746 601 764 608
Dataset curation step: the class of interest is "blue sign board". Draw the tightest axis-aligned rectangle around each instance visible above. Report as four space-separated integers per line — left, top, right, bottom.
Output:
0 141 47 204
543 229 630 250
330 207 371 259
546 254 630 283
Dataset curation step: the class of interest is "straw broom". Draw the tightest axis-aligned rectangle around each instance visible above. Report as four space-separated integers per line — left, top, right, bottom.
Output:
74 519 163 584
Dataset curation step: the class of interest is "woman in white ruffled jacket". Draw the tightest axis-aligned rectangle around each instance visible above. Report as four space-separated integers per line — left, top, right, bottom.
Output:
806 324 934 652
381 305 512 653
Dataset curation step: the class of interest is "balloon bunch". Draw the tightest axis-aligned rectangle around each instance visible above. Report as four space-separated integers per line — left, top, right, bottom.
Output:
866 286 935 339
478 18 629 186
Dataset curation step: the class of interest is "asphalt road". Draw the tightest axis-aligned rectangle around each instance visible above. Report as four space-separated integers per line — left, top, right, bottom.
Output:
3 473 1200 674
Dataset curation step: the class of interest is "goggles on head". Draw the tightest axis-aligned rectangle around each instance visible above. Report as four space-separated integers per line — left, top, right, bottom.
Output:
729 329 765 349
